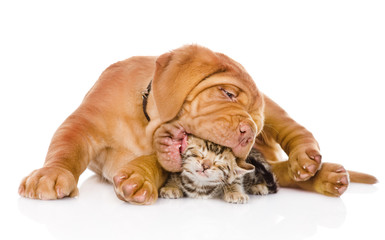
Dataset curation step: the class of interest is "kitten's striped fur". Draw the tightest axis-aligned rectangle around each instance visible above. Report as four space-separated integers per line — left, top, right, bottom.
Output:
159 135 278 204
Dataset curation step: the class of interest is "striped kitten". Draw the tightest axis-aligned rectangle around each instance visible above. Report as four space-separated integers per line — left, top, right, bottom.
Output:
159 135 278 204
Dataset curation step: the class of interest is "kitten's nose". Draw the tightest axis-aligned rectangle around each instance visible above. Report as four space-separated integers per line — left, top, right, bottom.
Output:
202 159 212 171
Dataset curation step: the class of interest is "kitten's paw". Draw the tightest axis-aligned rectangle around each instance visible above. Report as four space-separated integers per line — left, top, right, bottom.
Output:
224 192 249 204
248 184 269 195
159 187 183 199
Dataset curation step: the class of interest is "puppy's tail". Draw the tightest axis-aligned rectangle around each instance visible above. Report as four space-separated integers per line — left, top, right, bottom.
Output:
348 170 378 184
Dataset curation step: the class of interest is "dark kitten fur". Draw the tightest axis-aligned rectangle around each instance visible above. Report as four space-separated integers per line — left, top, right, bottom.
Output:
159 135 278 204
243 148 278 195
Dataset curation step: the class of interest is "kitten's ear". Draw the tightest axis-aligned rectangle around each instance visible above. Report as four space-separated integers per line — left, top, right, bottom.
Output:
235 163 255 176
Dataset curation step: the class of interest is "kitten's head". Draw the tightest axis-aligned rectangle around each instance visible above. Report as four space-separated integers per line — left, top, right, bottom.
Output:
181 135 255 185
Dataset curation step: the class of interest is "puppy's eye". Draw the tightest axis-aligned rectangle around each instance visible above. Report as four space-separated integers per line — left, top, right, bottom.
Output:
220 88 236 101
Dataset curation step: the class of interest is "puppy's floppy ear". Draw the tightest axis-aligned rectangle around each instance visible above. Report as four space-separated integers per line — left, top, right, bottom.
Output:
152 45 225 122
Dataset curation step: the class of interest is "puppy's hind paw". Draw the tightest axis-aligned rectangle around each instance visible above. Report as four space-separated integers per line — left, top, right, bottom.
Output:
312 163 349 197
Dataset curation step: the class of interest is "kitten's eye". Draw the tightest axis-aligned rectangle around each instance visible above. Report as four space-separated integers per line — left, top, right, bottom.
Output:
220 88 236 101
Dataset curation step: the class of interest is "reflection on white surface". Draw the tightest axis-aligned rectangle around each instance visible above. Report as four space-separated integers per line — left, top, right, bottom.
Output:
17 174 355 240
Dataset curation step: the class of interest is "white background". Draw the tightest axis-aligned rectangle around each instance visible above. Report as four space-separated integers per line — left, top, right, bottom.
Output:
1 1 384 239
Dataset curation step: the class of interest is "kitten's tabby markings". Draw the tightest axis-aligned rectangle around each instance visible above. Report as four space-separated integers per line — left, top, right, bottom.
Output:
159 135 278 204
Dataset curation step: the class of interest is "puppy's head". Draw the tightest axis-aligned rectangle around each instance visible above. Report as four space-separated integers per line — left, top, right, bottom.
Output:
152 45 264 172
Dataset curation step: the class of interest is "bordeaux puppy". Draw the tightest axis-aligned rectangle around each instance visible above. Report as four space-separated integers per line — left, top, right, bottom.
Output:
19 45 376 204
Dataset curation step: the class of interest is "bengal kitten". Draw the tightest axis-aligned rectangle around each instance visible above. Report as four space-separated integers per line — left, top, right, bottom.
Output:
159 135 278 204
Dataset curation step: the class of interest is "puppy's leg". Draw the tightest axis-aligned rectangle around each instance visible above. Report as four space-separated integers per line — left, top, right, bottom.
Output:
19 111 101 200
262 95 322 181
271 161 349 197
109 154 168 205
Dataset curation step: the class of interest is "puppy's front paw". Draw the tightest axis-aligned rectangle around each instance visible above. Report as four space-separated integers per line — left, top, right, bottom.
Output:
224 191 249 204
113 170 158 205
159 187 183 199
19 167 78 200
289 147 322 181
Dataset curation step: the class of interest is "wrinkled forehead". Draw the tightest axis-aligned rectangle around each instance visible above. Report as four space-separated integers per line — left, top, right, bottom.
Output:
187 72 261 108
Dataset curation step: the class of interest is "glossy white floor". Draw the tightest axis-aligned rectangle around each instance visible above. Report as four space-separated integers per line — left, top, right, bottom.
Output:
11 171 383 240
1 1 384 240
